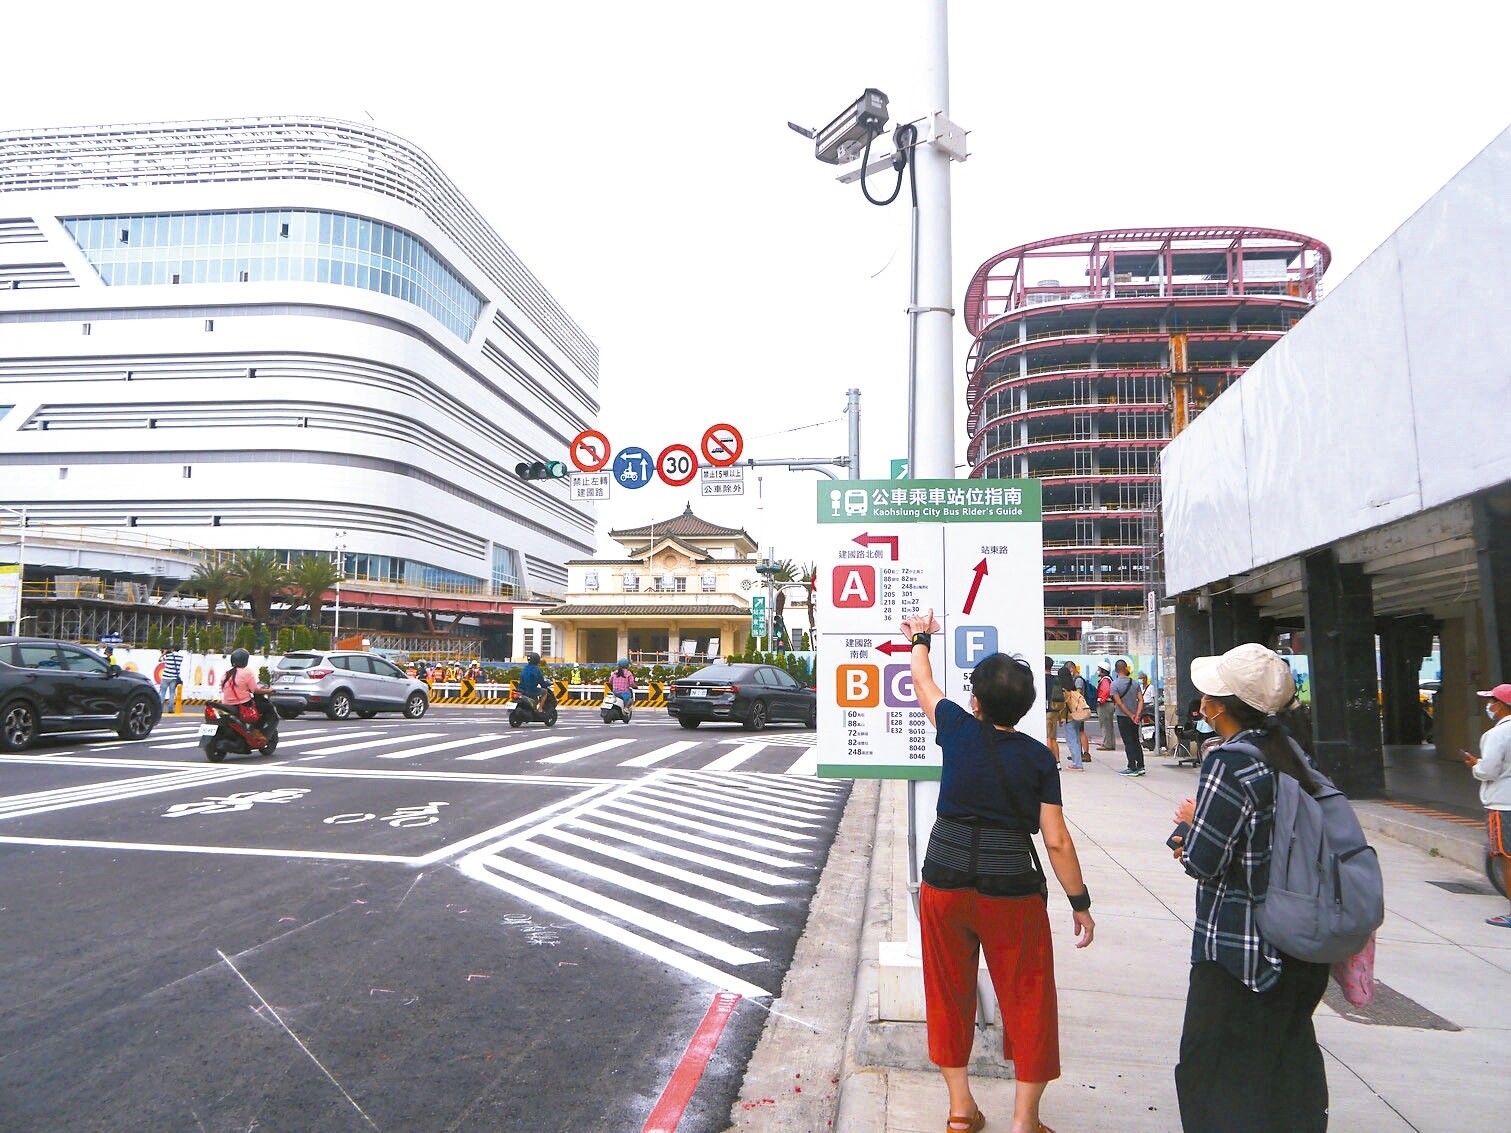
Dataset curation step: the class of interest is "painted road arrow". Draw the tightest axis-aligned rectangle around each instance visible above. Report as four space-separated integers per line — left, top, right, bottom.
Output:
961 558 988 614
852 533 899 560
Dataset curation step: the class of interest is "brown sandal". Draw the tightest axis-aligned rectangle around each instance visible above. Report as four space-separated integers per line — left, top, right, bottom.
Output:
946 1108 985 1133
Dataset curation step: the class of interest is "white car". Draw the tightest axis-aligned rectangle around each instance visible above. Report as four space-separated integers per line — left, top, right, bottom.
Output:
269 650 430 721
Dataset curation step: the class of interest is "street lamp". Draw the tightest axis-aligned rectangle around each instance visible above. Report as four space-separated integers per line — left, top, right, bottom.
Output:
0 505 25 635
332 531 347 645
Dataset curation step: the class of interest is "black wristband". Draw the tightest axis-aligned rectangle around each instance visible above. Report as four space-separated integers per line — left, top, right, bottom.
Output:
910 632 931 649
1068 888 1091 913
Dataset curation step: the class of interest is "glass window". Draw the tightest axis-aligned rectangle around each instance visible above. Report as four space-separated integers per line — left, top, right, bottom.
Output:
771 669 799 688
584 571 599 591
319 212 332 244
17 643 63 669
372 658 404 679
168 214 184 246
754 668 778 686
236 212 251 243
60 646 110 674
210 213 224 244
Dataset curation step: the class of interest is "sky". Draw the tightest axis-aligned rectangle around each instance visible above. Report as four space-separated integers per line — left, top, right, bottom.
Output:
5 0 1508 568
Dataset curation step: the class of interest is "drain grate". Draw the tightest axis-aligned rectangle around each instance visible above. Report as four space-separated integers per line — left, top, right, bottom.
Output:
1428 879 1497 895
1324 981 1460 1030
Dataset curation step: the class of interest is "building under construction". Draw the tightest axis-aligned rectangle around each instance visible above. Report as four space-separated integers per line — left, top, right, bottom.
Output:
962 226 1330 643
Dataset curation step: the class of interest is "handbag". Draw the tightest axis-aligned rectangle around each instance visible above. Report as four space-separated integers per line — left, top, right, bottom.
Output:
1329 931 1376 1007
1067 689 1092 722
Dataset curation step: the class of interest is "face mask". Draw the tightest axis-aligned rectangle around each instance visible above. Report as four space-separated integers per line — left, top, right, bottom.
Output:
1493 705 1503 721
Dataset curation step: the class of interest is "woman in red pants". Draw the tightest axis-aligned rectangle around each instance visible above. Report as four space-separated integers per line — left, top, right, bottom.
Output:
901 611 1096 1133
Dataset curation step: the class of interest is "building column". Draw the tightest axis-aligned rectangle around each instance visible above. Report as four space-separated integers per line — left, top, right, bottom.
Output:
1473 485 1511 680
1378 614 1434 745
1207 589 1264 651
1172 596 1209 718
616 627 630 662
1302 549 1384 797
1435 615 1476 762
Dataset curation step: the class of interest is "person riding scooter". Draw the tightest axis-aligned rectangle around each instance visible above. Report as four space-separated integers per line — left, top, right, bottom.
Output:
220 648 270 746
519 652 549 712
606 658 636 723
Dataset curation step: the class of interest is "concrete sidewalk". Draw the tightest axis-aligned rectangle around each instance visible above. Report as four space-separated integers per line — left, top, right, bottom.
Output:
729 753 1510 1133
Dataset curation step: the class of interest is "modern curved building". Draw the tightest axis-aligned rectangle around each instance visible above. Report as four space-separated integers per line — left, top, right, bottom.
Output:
0 117 598 640
963 227 1329 640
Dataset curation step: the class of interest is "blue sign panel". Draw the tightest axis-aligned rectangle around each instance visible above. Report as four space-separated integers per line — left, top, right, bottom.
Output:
613 446 653 490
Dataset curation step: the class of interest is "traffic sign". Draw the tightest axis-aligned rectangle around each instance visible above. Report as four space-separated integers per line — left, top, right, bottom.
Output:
700 423 744 467
700 466 745 497
750 595 767 636
571 472 611 501
569 429 611 473
612 446 654 490
890 458 909 479
657 443 699 487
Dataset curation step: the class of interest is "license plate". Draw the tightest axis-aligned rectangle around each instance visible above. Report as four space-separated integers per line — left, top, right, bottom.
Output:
687 688 706 698
198 724 218 738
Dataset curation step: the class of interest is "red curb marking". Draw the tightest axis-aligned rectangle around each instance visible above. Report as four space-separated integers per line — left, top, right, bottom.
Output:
642 992 741 1132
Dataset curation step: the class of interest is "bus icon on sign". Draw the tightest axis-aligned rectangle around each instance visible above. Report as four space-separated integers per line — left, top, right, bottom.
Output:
844 489 867 516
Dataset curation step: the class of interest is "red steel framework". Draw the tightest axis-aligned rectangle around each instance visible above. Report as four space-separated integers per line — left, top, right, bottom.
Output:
963 227 1330 639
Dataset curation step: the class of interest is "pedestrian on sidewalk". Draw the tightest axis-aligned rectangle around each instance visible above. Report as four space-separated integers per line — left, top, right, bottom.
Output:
158 644 184 707
1169 642 1329 1132
1044 656 1066 761
1110 659 1145 775
1466 682 1511 927
1094 659 1115 750
902 611 1094 1133
1057 661 1089 770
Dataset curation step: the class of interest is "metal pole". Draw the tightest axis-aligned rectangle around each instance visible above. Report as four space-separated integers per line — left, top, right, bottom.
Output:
333 532 346 644
847 388 862 480
16 507 24 636
765 549 774 654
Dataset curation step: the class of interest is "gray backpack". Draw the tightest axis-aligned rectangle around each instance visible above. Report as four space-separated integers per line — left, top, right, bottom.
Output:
1232 741 1384 963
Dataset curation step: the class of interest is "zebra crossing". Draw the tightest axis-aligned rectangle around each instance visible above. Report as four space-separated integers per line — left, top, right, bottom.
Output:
457 769 850 999
84 718 827 776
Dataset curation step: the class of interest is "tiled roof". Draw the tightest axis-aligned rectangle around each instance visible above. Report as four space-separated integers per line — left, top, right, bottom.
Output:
608 502 756 544
533 603 751 618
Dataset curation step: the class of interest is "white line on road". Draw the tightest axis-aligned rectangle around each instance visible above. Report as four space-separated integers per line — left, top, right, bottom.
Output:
536 737 635 764
578 810 810 869
783 748 818 776
540 827 784 904
617 741 700 768
302 732 446 755
377 736 502 760
454 735 570 761
700 743 768 772
565 818 801 885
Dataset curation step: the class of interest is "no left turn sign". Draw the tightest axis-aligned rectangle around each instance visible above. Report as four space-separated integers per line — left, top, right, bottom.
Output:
569 429 611 473
700 423 743 467
657 443 699 487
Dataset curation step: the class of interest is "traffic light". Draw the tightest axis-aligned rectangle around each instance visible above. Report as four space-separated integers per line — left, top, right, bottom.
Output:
515 460 569 481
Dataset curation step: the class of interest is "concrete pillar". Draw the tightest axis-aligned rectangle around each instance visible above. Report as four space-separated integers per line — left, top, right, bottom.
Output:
1379 615 1434 745
1172 597 1209 718
1436 615 1479 760
1208 589 1265 651
1473 486 1511 680
1302 549 1385 797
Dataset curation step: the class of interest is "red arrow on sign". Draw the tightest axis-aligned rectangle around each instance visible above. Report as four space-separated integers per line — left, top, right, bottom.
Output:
961 558 988 615
875 641 914 656
852 532 899 560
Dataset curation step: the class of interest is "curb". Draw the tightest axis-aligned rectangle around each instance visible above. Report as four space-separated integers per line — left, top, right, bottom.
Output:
1355 801 1484 872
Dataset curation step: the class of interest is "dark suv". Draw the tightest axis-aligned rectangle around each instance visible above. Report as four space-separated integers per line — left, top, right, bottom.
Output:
0 637 162 751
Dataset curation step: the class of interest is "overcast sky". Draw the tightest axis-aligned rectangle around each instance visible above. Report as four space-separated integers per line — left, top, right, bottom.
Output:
6 1 1507 565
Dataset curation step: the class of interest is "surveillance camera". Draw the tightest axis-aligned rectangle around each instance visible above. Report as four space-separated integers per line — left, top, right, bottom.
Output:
814 88 889 165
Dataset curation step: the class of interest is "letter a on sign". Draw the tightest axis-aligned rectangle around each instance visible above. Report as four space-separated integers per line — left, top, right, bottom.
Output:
832 565 875 608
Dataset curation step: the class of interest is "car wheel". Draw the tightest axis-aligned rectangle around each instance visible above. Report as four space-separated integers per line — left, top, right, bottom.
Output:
357 709 378 719
325 690 354 721
744 700 769 731
404 691 429 719
509 712 523 728
276 707 302 720
804 708 817 729
116 694 157 740
678 718 701 730
0 699 38 752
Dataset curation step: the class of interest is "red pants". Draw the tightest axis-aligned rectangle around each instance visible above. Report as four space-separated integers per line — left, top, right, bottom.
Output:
921 883 1060 1081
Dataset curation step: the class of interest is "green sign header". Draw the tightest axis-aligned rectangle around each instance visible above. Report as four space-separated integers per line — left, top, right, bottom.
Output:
816 479 1041 524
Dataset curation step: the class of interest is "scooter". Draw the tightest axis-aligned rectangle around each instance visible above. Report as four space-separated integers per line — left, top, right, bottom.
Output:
509 688 558 728
199 693 280 762
1172 699 1209 767
600 692 633 724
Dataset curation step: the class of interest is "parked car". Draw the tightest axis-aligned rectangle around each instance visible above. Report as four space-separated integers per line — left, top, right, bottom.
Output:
269 650 430 721
0 636 162 751
666 663 816 730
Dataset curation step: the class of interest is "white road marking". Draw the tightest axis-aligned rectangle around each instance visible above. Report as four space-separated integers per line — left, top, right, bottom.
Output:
634 784 822 830
783 748 818 776
659 774 833 816
302 732 446 755
583 809 810 869
0 767 247 815
602 801 814 854
566 818 800 885
536 737 635 764
455 735 571 761
611 794 817 841
617 741 700 768
0 768 259 820
540 827 784 904
700 743 767 772
377 736 501 760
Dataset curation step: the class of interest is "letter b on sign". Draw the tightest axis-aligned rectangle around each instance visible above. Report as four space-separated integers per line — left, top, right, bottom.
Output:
836 665 879 707
832 565 875 609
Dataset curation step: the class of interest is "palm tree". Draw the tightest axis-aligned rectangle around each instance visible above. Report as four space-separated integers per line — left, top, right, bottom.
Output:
771 559 800 650
801 559 818 640
286 554 342 627
230 549 290 624
185 560 237 617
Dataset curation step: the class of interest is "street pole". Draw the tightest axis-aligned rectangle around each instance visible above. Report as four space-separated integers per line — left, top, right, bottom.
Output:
847 387 862 480
765 549 775 654
333 531 346 645
15 506 23 637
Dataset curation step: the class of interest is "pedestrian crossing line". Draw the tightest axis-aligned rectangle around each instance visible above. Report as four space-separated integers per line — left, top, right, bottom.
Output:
377 736 503 760
568 816 806 877
700 743 768 772
617 792 821 839
602 800 815 854
515 839 778 932
617 741 700 768
457 858 771 999
471 855 769 967
713 733 815 747
302 732 447 755
455 734 571 761
0 766 242 814
265 731 387 750
657 773 834 818
634 784 823 831
697 770 846 802
782 748 819 776
540 827 787 903
571 821 809 876
536 737 635 765
0 767 258 820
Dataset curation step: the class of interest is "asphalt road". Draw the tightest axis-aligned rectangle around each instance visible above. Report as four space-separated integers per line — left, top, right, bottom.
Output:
0 706 850 1132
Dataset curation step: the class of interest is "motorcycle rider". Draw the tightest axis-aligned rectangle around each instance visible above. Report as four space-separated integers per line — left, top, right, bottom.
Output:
220 648 268 745
608 658 636 720
519 652 549 714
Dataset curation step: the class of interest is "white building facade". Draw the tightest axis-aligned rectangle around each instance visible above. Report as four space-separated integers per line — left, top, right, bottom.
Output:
0 117 598 600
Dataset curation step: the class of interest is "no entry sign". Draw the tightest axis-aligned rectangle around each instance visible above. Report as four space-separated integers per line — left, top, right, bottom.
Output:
569 429 611 473
657 443 699 487
700 423 743 467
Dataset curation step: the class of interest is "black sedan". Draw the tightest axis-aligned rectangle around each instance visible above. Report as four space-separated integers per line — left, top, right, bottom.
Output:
666 663 816 730
0 637 162 751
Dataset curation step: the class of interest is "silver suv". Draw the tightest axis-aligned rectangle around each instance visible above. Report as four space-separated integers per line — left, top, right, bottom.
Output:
269 651 430 721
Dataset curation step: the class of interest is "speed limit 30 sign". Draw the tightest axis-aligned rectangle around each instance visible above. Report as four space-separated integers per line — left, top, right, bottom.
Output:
656 443 699 487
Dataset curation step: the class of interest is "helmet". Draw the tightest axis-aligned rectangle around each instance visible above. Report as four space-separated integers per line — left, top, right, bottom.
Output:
526 652 541 665
230 648 250 668
1099 656 1113 672
617 658 629 669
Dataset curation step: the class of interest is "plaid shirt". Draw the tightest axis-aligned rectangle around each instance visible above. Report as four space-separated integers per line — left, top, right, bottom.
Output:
1183 733 1280 991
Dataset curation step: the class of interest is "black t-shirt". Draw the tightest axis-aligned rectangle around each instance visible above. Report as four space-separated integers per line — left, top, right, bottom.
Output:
935 699 1062 826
